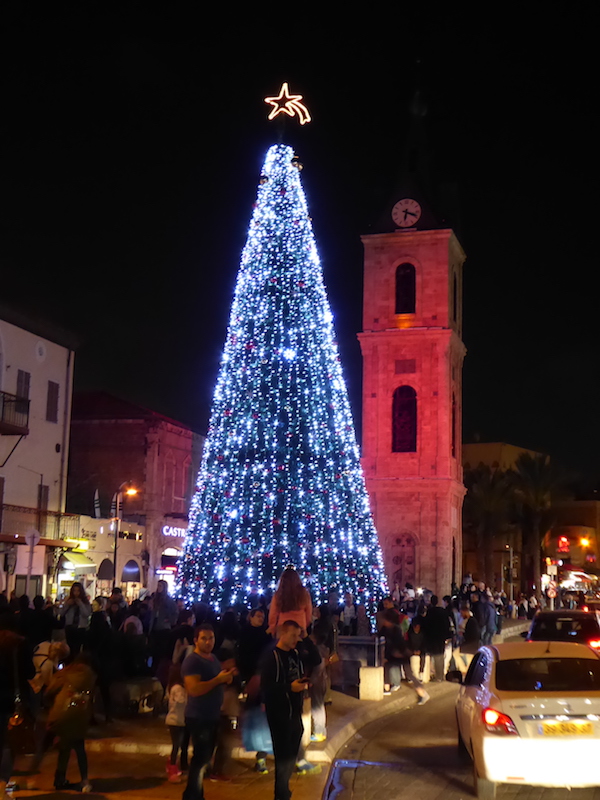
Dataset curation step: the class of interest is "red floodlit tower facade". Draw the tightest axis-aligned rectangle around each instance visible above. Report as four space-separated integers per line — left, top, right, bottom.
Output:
358 207 466 594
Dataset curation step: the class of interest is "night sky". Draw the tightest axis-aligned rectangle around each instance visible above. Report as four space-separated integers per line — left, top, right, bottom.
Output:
1 6 597 475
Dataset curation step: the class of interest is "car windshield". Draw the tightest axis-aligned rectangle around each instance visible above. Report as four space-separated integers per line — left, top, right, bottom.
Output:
529 616 599 642
496 658 600 692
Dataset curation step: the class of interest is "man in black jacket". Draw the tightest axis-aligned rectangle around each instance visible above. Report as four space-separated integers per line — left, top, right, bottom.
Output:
380 609 430 704
423 595 452 682
261 620 308 800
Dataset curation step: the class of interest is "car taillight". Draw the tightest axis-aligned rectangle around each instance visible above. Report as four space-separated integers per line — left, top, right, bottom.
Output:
588 640 600 650
483 707 519 735
583 606 589 612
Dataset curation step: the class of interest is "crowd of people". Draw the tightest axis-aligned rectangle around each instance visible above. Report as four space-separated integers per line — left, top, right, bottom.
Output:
0 570 371 800
0 569 527 800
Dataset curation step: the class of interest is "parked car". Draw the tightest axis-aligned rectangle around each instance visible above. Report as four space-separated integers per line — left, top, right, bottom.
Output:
456 641 600 798
525 609 600 652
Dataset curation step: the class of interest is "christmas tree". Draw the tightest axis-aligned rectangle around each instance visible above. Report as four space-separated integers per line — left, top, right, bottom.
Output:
179 142 387 613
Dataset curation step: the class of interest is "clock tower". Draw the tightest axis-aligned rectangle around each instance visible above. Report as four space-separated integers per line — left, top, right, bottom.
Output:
358 191 466 595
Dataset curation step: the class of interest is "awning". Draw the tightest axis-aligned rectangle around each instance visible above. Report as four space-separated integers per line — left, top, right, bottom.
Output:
97 558 114 580
60 552 96 571
121 559 141 583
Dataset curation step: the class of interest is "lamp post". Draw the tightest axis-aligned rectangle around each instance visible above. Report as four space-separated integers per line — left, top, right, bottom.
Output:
505 543 515 617
113 482 138 589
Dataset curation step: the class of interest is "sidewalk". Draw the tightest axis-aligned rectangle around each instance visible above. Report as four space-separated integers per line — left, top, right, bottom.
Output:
12 620 529 800
14 681 456 800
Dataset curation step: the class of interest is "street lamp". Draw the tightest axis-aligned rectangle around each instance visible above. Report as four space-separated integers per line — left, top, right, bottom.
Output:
113 481 138 589
505 543 515 616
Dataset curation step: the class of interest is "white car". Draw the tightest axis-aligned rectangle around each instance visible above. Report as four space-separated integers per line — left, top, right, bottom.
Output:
456 641 600 798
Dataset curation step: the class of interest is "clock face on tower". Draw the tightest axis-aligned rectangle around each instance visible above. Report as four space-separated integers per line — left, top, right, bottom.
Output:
392 198 422 228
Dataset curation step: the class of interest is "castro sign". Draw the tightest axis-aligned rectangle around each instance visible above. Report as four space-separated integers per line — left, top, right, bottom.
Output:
162 525 187 538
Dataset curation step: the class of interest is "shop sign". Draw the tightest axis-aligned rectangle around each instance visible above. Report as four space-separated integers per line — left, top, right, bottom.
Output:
162 526 187 538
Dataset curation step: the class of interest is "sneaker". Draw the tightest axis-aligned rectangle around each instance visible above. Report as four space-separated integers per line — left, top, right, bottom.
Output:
209 774 232 783
81 781 92 793
383 689 392 696
255 758 269 775
391 685 401 692
310 733 327 742
417 691 431 706
296 759 322 775
166 762 181 783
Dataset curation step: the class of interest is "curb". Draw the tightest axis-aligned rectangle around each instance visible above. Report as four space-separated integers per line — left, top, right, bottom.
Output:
87 682 457 761
86 631 529 760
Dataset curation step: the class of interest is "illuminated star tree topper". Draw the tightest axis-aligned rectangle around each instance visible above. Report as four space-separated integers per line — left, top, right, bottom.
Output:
264 82 311 125
178 136 387 616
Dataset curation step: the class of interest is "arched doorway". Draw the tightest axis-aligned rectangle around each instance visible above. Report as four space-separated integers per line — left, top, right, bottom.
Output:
121 559 141 602
97 557 114 597
157 546 181 595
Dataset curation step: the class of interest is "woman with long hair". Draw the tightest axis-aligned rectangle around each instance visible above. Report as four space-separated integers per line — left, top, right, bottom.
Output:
60 583 91 657
267 567 312 637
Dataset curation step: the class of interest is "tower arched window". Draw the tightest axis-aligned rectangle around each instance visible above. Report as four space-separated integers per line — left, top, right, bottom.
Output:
392 386 417 452
395 263 416 315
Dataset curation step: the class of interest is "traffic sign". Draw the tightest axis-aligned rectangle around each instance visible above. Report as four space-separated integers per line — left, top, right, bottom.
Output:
548 580 557 591
547 588 557 598
24 528 41 547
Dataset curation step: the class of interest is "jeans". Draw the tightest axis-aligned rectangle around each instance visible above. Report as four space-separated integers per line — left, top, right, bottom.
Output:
310 660 328 737
169 725 190 769
55 738 88 785
182 718 218 800
213 715 236 776
266 710 303 800
430 652 445 681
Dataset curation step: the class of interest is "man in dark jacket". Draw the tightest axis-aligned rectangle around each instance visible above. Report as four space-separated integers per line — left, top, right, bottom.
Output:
456 605 481 677
423 595 452 682
380 609 430 704
479 594 498 645
261 620 308 800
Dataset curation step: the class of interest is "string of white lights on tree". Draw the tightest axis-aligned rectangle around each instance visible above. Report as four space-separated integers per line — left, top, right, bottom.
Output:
178 140 388 614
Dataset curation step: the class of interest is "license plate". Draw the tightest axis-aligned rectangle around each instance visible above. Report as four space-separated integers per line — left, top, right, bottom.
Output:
542 721 593 736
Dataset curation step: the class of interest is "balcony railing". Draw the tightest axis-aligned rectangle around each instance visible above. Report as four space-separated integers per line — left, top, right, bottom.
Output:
0 504 80 541
0 390 30 435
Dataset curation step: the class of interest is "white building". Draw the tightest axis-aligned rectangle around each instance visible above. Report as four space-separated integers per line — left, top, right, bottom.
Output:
0 304 78 597
55 515 146 602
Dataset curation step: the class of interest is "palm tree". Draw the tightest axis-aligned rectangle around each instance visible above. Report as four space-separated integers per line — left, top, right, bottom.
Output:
509 453 568 597
463 464 512 587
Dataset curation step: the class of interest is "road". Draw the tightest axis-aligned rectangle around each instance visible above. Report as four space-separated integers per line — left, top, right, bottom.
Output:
326 683 600 799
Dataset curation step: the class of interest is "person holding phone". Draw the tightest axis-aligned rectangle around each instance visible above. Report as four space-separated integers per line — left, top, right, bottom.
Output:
261 619 308 800
180 625 237 800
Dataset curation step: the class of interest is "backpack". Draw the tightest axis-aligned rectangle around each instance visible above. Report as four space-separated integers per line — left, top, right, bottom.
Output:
47 666 94 738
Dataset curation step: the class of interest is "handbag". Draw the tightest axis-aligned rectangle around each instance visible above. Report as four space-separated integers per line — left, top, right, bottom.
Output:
7 648 35 755
242 705 273 754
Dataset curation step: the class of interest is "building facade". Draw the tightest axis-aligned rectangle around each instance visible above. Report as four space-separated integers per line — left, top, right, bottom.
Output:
0 305 78 597
358 222 466 595
67 392 204 593
55 515 146 601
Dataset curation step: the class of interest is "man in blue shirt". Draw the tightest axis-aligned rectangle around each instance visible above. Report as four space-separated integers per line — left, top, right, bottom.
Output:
181 625 236 800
